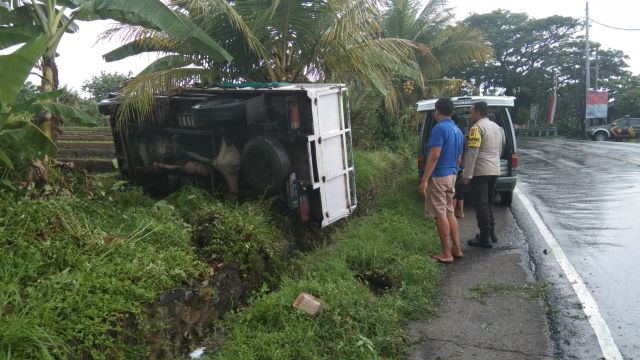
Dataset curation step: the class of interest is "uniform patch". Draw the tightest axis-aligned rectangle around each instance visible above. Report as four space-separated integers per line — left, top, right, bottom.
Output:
468 125 481 147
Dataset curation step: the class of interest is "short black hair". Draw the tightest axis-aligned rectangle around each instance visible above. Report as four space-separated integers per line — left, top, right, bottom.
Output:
472 101 488 117
435 97 454 116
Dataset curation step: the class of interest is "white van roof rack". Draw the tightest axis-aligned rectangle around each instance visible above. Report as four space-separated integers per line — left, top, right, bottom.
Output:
416 96 515 112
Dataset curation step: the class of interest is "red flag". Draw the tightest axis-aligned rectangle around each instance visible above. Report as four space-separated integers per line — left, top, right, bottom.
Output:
546 76 557 125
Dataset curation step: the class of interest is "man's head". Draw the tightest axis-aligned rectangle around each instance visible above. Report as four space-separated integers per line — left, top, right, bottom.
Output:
469 101 488 122
434 97 454 121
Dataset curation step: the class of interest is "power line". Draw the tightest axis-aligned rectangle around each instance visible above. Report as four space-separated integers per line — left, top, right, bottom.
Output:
589 18 640 31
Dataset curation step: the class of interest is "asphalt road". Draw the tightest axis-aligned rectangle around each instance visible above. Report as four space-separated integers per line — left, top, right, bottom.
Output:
516 137 640 359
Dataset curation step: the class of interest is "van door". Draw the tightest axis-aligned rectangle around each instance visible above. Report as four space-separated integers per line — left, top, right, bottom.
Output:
308 87 357 227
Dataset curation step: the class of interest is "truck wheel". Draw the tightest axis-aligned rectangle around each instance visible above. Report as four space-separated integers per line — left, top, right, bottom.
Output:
500 191 513 206
241 136 293 192
192 98 245 123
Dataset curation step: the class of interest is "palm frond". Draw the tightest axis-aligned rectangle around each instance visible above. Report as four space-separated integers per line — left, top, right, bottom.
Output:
421 26 492 77
116 67 216 125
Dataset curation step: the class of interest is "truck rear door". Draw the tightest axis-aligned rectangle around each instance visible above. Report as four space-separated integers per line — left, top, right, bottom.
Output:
308 87 357 227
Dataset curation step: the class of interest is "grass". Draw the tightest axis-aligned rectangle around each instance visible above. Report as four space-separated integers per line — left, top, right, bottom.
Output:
1 147 443 359
0 174 285 359
470 281 550 304
207 151 443 359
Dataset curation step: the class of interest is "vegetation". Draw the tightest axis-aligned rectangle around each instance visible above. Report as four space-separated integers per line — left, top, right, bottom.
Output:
208 151 442 359
0 0 232 170
0 172 288 358
82 71 133 101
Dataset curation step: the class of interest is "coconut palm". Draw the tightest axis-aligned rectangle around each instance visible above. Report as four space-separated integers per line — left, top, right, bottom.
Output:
99 0 427 119
381 0 492 97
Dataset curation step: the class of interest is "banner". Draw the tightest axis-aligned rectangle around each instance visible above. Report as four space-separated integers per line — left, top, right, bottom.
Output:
546 76 557 124
586 91 608 119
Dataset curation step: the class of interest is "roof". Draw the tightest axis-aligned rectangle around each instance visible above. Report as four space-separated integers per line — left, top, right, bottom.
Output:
416 96 516 112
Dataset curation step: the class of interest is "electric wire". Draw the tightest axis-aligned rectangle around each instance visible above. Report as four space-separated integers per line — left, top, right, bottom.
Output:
589 18 640 31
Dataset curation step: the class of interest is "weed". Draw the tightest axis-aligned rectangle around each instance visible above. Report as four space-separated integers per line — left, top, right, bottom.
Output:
470 281 551 304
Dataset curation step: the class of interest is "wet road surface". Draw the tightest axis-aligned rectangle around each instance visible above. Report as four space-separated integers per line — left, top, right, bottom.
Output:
517 138 640 358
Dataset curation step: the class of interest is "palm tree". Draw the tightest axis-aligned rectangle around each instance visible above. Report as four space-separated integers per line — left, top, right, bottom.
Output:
98 0 426 119
381 0 492 99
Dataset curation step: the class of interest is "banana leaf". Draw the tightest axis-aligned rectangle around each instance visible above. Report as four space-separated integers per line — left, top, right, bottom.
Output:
0 147 14 169
7 89 64 114
29 103 99 127
0 34 47 106
65 0 232 62
102 39 169 62
0 25 41 50
138 55 194 75
0 120 56 168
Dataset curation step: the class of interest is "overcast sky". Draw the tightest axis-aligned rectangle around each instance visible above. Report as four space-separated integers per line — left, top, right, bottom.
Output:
49 0 639 93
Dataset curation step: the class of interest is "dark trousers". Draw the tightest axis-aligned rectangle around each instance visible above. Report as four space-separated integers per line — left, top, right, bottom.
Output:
470 175 498 235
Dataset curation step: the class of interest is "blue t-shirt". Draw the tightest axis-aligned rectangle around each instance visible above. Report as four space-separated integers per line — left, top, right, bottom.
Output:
427 118 464 178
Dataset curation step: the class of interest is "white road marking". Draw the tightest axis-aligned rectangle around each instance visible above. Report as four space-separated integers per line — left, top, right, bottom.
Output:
514 188 623 360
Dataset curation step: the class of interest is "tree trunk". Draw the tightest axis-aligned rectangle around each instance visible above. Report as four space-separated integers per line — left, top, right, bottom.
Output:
39 55 59 142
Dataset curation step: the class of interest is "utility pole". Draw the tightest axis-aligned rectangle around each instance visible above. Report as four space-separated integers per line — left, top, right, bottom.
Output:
595 46 599 90
584 2 590 138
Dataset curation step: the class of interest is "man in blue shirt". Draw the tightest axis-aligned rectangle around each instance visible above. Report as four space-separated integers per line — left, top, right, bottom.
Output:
419 98 464 263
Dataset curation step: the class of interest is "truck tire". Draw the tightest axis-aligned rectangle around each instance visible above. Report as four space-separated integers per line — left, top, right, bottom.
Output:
241 136 293 192
192 98 245 123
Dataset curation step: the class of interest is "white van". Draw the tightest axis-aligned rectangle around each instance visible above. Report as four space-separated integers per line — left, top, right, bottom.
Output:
416 96 518 205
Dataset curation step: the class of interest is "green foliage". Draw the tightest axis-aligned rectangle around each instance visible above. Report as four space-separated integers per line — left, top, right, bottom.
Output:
354 150 409 203
0 119 56 170
167 187 286 288
351 90 420 151
455 10 580 122
608 74 640 118
0 185 206 358
82 71 132 101
555 117 582 138
211 152 441 359
15 81 40 103
0 34 47 105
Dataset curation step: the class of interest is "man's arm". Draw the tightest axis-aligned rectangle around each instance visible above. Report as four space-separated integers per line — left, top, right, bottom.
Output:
419 146 441 197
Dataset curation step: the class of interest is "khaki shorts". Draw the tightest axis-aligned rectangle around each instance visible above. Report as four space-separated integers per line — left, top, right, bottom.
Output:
425 174 456 218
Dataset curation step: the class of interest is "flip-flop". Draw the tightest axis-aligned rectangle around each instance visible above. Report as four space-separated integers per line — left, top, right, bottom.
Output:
432 256 454 264
453 253 464 259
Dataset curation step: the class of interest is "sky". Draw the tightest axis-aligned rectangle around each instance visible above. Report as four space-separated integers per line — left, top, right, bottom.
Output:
42 0 640 94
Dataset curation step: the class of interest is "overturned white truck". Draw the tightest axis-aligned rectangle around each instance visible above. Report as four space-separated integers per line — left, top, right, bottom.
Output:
98 83 357 227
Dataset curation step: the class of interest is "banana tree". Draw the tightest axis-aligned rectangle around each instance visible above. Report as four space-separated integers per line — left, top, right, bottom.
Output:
0 35 54 170
0 0 232 140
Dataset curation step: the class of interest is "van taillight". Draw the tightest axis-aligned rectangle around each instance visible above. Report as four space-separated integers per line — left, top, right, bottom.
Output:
288 98 301 130
511 153 518 168
299 194 310 223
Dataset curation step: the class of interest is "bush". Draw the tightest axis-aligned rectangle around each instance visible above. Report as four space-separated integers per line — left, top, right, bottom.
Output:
555 117 582 138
